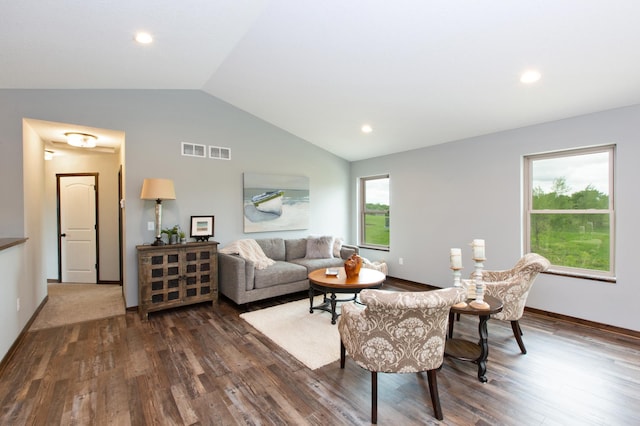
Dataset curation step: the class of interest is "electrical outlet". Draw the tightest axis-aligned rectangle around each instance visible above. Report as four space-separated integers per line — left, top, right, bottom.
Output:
16 298 20 312
147 221 155 231
399 257 404 265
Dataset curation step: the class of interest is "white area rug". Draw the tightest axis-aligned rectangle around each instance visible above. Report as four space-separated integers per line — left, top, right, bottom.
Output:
240 296 348 370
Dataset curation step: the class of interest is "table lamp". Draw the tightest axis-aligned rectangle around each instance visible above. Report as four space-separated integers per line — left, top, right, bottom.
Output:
140 178 176 245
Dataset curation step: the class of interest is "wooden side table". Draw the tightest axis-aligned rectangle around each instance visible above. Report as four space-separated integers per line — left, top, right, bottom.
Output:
444 295 503 383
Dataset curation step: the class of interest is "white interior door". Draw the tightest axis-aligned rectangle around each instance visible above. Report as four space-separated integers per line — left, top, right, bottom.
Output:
60 175 97 283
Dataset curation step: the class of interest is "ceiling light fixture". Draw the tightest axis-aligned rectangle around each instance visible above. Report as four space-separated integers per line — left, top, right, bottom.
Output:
135 32 153 44
361 124 373 134
65 132 97 148
520 70 542 84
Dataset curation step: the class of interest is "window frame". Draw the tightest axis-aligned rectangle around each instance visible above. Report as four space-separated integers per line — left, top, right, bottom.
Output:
359 174 390 251
523 145 616 281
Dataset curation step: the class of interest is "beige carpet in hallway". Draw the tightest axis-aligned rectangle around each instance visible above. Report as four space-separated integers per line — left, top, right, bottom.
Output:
30 283 125 331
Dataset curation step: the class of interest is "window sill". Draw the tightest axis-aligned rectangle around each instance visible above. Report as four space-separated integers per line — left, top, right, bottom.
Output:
358 245 390 252
544 269 616 283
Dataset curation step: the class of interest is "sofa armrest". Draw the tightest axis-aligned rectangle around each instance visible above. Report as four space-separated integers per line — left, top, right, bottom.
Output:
340 244 359 259
218 253 248 302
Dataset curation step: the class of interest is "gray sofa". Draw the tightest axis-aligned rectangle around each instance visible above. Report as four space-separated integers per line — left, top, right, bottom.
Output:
218 237 358 304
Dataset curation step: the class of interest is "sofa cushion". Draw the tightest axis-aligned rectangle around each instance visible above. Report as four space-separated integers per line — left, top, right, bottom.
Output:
254 261 308 289
285 238 307 261
290 257 345 273
305 236 334 259
256 238 286 261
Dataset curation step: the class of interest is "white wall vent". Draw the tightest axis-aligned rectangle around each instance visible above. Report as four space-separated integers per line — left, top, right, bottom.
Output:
209 146 231 160
181 142 206 158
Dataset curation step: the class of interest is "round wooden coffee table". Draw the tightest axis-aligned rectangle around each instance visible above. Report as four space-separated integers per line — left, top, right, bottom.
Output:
308 267 386 324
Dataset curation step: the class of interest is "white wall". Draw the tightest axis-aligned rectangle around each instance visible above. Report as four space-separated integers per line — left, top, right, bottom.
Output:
351 104 640 332
0 243 28 359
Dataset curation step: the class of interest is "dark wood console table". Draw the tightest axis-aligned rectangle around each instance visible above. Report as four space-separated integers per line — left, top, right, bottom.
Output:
445 295 503 383
137 241 218 320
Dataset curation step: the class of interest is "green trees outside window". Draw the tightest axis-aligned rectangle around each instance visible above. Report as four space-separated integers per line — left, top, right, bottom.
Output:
525 146 614 277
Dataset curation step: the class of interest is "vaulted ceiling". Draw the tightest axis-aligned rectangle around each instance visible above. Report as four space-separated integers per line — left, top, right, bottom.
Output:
4 1 640 161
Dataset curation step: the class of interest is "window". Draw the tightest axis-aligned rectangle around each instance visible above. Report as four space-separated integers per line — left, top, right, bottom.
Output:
524 145 615 279
359 174 390 250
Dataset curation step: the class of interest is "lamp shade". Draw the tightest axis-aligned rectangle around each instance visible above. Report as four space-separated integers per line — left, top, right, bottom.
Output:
140 178 176 200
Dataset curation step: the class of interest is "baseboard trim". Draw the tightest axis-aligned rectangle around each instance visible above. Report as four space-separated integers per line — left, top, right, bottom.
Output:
0 295 48 377
98 280 121 285
524 306 640 340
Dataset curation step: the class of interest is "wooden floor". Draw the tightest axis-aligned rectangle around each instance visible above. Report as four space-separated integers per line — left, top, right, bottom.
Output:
1 278 639 425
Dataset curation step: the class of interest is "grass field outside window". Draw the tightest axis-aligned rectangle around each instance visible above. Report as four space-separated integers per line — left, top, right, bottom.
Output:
360 175 389 249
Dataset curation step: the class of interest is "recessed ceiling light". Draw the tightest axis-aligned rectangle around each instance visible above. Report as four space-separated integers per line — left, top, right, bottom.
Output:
361 124 373 134
520 70 541 84
135 32 153 44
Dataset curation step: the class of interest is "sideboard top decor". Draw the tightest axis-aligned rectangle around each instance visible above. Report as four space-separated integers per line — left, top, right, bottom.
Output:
191 216 214 241
243 173 309 233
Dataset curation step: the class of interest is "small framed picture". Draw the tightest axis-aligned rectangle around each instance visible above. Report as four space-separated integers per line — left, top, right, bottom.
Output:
190 216 214 241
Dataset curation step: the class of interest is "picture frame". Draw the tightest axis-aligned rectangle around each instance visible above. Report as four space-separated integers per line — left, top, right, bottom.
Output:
190 215 214 241
243 173 309 233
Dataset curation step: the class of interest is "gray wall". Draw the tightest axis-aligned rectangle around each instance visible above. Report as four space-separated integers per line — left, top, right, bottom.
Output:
352 104 640 331
0 90 351 346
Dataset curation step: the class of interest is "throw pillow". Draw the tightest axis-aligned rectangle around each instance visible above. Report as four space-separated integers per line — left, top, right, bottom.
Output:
305 236 334 259
285 238 307 261
333 237 344 258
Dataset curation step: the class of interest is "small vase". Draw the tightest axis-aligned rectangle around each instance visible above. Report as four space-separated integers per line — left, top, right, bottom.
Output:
344 254 363 279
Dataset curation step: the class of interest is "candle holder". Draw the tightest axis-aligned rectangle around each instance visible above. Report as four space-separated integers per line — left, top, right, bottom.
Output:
451 266 467 308
469 257 490 310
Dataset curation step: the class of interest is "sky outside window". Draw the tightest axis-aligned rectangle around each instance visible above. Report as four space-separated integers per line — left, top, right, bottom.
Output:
532 152 609 195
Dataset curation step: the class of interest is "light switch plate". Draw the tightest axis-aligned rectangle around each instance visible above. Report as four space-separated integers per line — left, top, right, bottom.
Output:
147 221 155 231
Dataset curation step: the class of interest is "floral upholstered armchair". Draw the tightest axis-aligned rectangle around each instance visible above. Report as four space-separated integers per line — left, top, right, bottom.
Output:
338 287 466 423
480 253 550 354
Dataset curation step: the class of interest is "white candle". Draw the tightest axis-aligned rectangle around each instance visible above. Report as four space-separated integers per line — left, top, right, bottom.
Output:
450 248 462 268
472 239 485 259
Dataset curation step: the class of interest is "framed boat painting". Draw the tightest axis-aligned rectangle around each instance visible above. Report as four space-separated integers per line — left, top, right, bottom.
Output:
243 173 309 233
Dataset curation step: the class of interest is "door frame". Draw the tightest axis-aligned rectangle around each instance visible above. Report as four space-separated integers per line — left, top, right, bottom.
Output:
56 173 100 283
118 165 124 285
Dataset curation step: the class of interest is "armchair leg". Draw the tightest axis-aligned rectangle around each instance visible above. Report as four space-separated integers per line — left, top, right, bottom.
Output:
448 311 454 338
427 369 443 421
511 320 527 354
371 371 378 424
340 340 346 368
